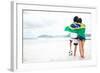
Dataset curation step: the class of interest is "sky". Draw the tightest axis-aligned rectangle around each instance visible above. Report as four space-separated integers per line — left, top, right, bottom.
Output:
23 10 91 38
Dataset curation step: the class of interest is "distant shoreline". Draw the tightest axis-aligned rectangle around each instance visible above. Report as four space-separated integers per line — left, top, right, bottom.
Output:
23 36 91 40
23 34 91 40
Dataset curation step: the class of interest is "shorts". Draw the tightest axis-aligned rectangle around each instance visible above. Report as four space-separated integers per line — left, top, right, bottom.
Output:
77 36 85 41
73 43 78 45
71 38 78 45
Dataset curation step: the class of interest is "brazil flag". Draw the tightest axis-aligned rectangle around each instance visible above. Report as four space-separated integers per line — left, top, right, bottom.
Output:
64 23 86 38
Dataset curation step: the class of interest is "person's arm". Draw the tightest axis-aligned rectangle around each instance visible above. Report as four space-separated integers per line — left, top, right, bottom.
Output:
64 26 75 33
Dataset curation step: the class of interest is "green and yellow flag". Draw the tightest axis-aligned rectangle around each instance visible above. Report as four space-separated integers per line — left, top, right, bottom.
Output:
64 23 86 38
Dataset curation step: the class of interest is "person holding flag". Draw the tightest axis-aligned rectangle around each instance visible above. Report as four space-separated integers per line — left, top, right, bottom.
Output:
65 16 86 58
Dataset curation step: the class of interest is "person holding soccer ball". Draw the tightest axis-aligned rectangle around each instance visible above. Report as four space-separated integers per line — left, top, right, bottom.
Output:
64 16 86 58
68 16 79 56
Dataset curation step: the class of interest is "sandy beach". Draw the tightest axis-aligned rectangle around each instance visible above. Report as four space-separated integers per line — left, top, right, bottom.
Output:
23 38 91 63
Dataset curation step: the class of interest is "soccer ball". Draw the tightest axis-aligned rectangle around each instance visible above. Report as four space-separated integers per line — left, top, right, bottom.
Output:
69 50 73 56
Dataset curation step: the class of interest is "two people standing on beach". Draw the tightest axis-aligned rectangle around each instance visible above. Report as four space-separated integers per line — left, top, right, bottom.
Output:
65 16 86 58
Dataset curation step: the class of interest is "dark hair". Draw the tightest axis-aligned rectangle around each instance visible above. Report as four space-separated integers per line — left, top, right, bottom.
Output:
73 16 78 22
77 18 82 23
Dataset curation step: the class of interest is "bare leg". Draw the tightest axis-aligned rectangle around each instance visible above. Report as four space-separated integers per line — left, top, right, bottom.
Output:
70 40 72 51
69 40 72 56
74 45 77 56
81 40 85 58
79 40 84 58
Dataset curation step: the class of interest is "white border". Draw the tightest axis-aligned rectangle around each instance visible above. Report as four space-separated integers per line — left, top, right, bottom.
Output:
11 1 97 72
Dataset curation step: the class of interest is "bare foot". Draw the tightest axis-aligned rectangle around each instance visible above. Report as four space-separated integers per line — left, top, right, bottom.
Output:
81 56 85 59
74 54 76 56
